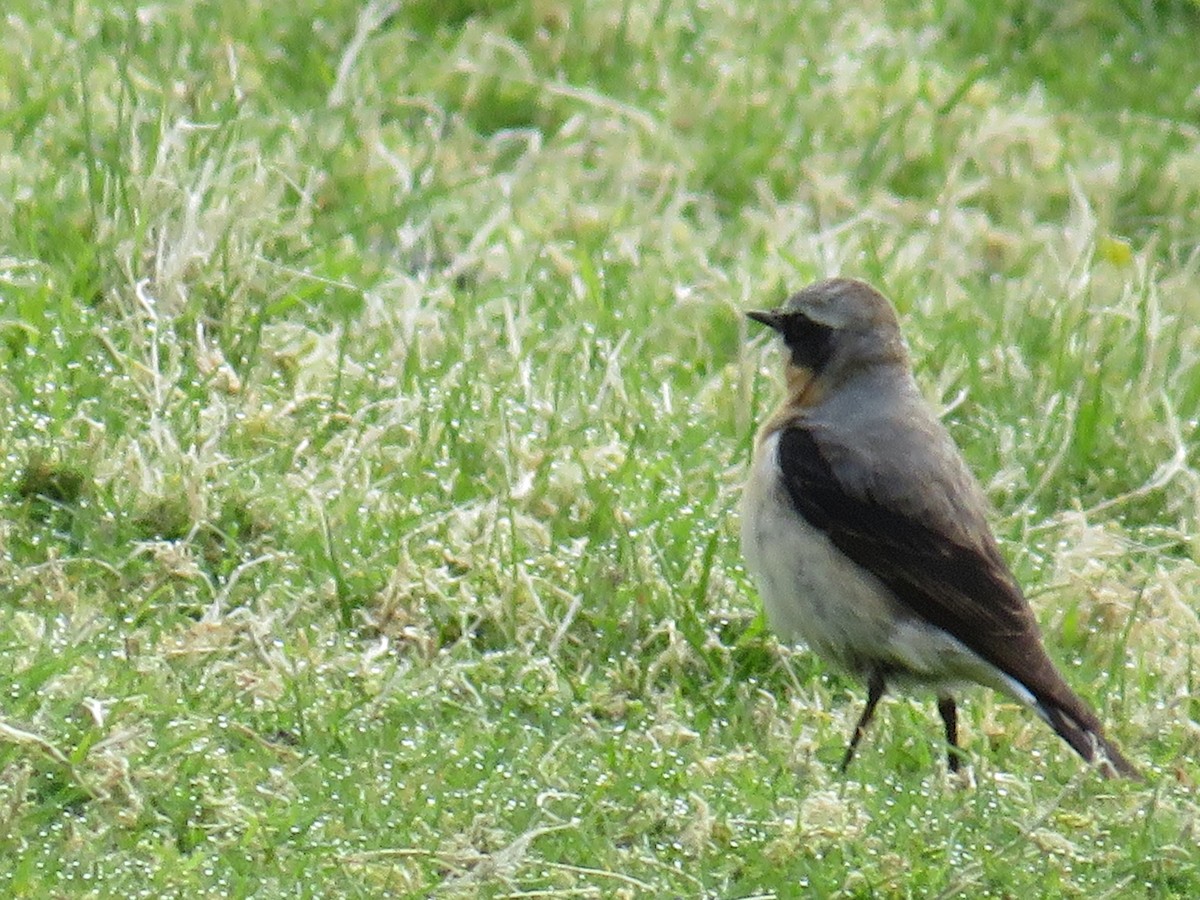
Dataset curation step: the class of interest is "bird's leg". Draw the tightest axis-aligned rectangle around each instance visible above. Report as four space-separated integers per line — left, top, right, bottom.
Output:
937 695 960 773
841 669 886 772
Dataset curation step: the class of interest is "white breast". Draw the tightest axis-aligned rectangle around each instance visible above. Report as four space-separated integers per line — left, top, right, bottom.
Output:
740 431 903 673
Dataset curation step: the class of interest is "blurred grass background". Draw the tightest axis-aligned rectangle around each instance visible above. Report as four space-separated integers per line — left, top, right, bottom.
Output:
2 0 1199 895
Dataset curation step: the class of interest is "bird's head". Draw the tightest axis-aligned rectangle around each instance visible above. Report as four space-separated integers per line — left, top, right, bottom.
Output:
748 278 910 404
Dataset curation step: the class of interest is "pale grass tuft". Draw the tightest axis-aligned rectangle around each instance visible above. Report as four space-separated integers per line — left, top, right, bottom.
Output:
799 788 868 840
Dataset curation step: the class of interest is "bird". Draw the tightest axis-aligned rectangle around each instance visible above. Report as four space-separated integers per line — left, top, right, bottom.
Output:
740 277 1139 778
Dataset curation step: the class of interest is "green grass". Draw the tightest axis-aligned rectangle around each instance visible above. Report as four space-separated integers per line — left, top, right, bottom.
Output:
2 0 1199 895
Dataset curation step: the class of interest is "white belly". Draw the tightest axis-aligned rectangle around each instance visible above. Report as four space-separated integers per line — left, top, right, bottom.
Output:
739 431 1029 700
740 432 900 672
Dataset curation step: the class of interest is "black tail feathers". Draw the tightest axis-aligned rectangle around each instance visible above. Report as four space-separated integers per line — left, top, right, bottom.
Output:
1039 700 1141 780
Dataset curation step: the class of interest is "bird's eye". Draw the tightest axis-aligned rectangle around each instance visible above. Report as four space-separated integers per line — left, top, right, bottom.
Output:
785 317 835 373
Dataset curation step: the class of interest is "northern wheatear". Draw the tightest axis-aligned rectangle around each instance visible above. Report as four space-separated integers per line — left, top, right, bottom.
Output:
741 277 1139 777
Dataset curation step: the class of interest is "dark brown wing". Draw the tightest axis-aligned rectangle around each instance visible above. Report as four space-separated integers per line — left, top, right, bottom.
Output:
776 422 1139 776
777 423 1041 673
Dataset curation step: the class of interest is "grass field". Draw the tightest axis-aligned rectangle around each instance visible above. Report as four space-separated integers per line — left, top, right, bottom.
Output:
2 0 1200 896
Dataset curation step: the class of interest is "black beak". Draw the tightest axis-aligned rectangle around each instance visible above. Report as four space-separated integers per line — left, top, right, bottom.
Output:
746 309 785 332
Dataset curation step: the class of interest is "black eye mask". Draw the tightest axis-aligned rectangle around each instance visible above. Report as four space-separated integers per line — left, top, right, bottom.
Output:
784 316 835 374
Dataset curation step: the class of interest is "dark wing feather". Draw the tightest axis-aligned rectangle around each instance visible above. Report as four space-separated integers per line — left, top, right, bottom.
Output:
776 423 1084 712
777 422 1041 672
777 421 1140 776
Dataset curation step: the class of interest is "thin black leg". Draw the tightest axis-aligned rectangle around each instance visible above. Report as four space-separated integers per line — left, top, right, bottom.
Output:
937 695 960 773
841 670 886 773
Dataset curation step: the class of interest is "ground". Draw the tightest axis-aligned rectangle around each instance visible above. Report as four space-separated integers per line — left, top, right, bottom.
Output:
1 1 1199 896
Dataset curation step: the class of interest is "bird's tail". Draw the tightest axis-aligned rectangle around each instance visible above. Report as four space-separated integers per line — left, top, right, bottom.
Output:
1037 696 1141 780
